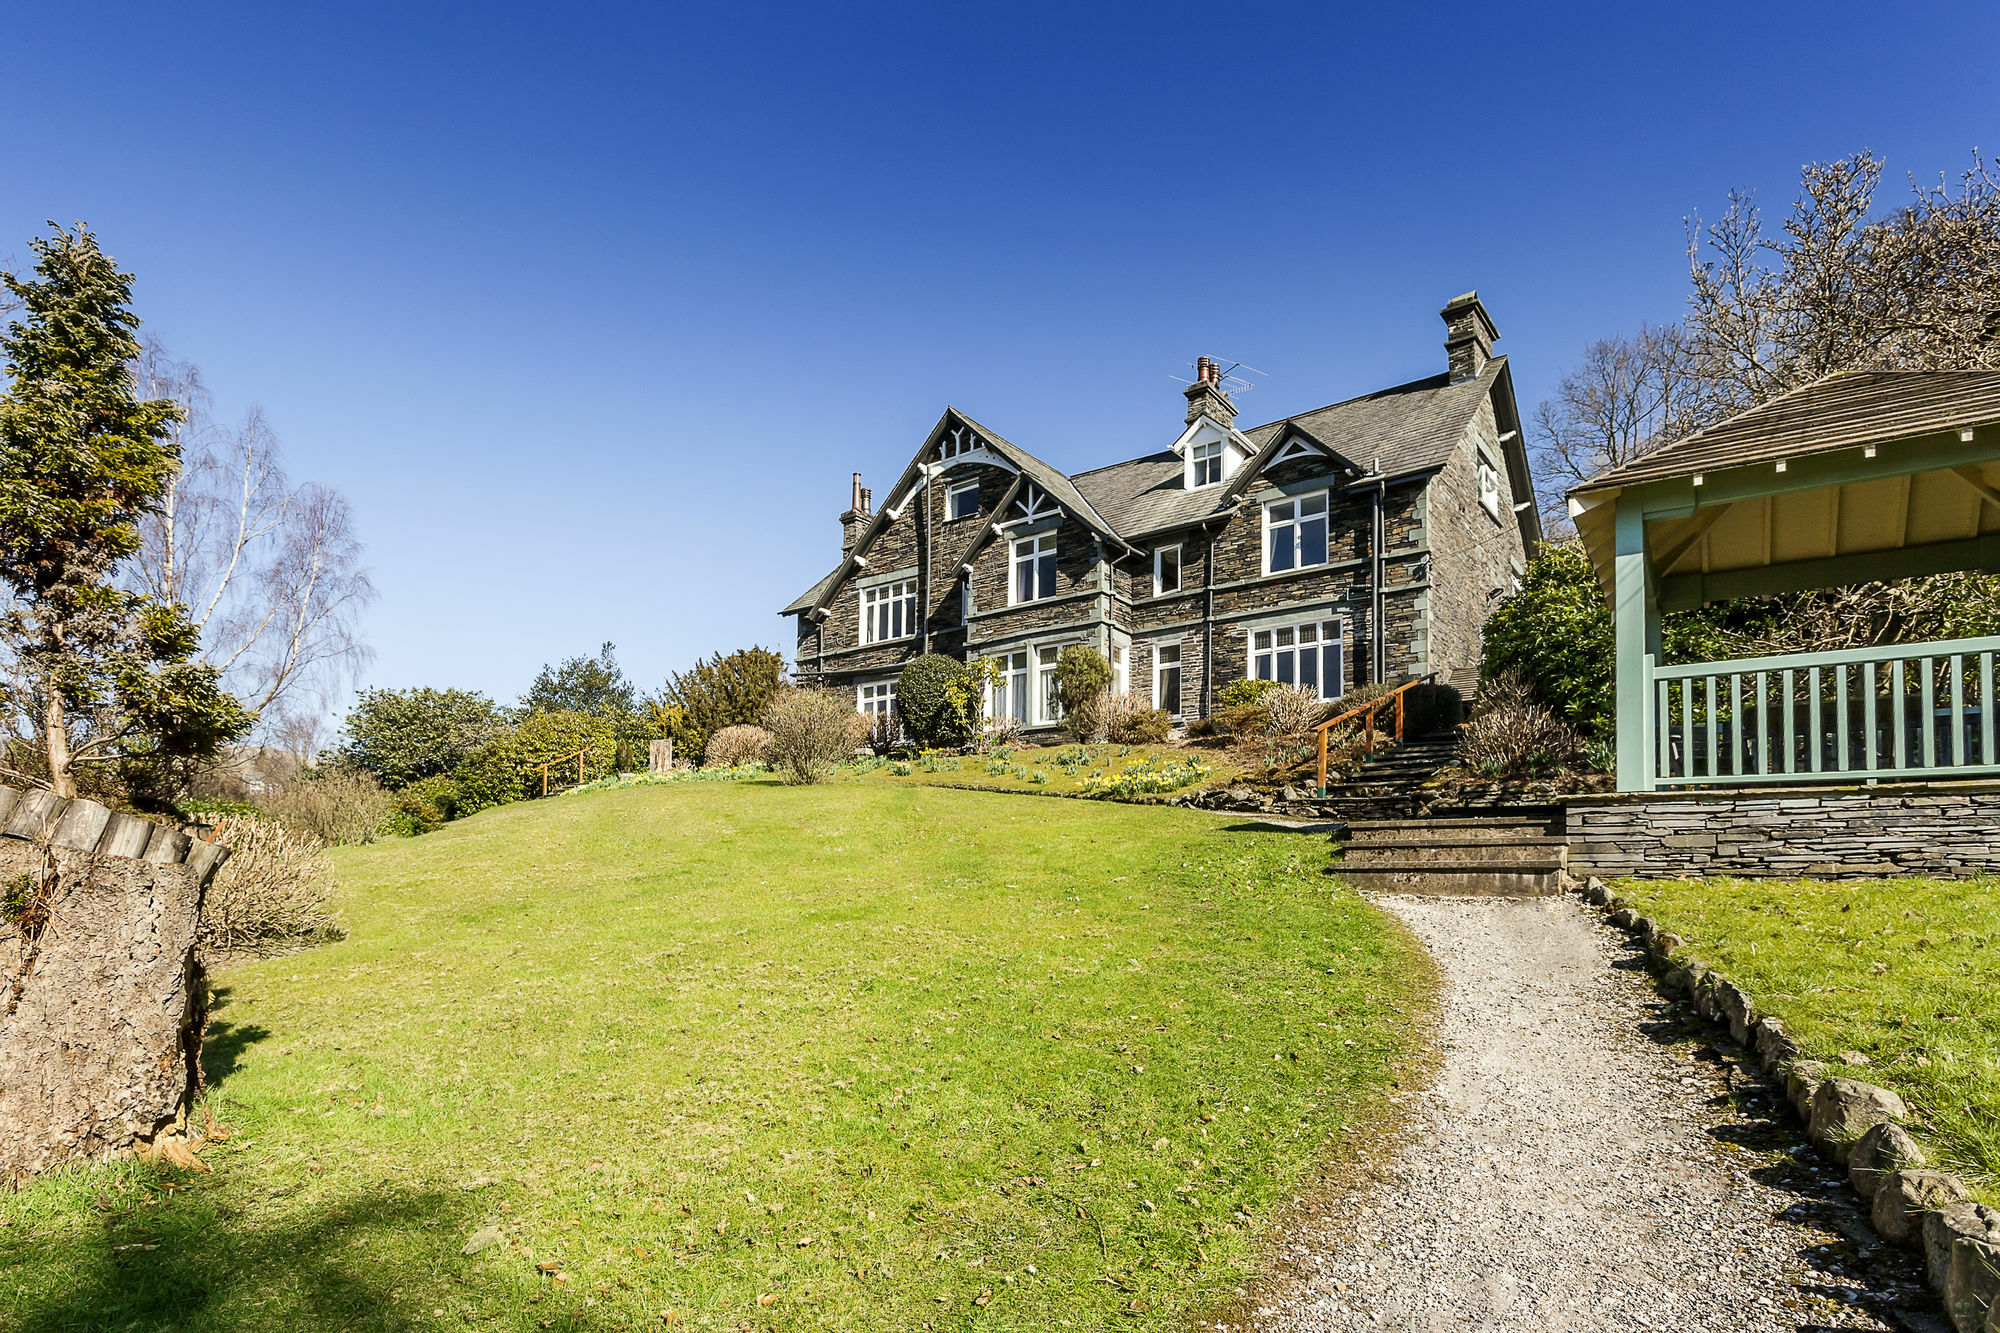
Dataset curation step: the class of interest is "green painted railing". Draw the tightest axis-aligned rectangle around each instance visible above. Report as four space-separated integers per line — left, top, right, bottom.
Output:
1652 635 2000 786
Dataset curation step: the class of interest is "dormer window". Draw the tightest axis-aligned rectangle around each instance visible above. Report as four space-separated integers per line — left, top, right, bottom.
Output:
1191 439 1222 487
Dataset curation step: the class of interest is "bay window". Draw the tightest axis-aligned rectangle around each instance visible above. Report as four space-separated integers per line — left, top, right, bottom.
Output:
1012 532 1057 603
1249 618 1345 701
1265 490 1329 573
861 579 917 644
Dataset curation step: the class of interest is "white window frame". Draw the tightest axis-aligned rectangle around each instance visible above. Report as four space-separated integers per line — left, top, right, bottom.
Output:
1263 489 1331 575
860 579 918 644
1152 642 1184 718
858 679 897 719
986 649 1032 726
1190 439 1222 488
1246 617 1346 702
1109 640 1128 696
1153 543 1182 596
1011 532 1057 604
1476 451 1501 520
946 479 980 521
1036 646 1063 723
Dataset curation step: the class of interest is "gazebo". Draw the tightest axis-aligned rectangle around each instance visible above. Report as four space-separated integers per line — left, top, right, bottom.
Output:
1570 370 2000 794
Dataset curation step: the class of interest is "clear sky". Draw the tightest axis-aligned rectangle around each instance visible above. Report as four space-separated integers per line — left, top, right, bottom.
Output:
3 2 1994 717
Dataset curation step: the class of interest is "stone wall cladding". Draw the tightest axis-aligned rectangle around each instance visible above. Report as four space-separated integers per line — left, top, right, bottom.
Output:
1566 783 2000 878
1422 394 1527 689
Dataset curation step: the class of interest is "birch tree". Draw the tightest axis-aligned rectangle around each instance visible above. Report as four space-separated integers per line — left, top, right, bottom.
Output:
128 339 375 751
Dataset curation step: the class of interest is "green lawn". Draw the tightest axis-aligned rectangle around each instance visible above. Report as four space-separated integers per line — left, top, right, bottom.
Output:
1621 875 2000 1198
834 743 1234 798
1 778 1430 1332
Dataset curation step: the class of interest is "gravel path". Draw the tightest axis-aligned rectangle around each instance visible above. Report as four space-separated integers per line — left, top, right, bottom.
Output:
1230 894 1937 1333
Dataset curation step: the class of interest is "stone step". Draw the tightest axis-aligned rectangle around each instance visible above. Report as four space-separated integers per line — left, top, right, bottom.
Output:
1333 858 1566 897
1345 836 1570 862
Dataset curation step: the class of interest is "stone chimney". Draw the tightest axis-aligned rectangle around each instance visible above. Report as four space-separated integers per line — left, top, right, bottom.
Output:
1183 356 1237 427
1441 292 1500 383
840 473 873 554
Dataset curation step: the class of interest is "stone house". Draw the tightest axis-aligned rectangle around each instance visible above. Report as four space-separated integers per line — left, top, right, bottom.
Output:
779 292 1540 734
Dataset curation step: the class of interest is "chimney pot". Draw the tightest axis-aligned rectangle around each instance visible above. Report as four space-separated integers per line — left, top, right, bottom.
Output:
1183 356 1236 427
841 473 870 554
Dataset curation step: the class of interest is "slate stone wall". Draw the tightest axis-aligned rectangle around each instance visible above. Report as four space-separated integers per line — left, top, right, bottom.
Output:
1566 783 2000 878
1422 395 1528 690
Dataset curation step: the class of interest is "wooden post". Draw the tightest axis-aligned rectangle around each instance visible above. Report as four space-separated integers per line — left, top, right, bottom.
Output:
1364 706 1375 756
578 751 585 786
1317 726 1328 794
541 763 549 798
1394 691 1405 743
1614 492 1659 792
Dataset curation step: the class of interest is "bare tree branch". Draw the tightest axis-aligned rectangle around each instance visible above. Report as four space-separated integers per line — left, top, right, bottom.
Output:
125 338 376 748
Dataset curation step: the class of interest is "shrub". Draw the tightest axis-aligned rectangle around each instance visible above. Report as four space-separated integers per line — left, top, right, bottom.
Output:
511 710 620 795
764 688 859 784
1053 647 1113 740
1212 702 1270 738
259 769 392 846
704 724 772 767
330 687 508 789
388 774 461 836
1217 678 1280 709
451 734 528 816
1101 692 1170 744
1264 685 1331 738
1454 671 1583 777
651 647 787 764
203 815 343 953
897 654 980 748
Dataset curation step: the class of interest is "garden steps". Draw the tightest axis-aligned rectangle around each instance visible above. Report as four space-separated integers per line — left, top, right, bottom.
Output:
1334 810 1566 897
1309 733 1461 823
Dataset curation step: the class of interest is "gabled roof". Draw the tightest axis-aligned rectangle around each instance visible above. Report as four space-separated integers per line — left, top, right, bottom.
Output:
1574 369 2000 494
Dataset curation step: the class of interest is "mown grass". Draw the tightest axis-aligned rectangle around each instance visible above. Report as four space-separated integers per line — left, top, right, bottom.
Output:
1620 875 2000 1198
0 778 1430 1332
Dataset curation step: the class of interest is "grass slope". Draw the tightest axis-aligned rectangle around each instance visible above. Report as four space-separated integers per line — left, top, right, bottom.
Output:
2 779 1430 1332
1622 875 2000 1199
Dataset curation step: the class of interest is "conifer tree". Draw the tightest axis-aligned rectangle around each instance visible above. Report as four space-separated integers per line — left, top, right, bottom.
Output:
0 224 252 799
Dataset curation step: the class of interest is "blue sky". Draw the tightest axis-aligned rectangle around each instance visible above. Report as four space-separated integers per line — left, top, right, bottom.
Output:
3 2 1995 717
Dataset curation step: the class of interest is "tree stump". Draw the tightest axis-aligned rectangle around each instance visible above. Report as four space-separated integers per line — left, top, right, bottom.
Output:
0 789 227 1183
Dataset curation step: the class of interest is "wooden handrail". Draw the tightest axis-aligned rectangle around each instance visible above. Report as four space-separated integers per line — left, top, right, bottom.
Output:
1315 673 1439 793
537 748 589 798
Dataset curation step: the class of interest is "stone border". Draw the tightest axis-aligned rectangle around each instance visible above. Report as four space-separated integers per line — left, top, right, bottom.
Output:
0 784 229 883
1578 877 2000 1333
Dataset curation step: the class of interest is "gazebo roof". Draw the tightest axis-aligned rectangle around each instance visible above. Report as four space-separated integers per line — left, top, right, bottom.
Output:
1571 369 2000 611
1575 369 2000 493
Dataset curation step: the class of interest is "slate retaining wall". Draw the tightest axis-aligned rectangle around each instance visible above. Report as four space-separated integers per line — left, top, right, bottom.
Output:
1565 781 2000 879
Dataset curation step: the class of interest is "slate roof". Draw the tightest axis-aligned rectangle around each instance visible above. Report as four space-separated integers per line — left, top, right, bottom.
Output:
1071 357 1508 539
783 357 1510 613
1573 369 2000 493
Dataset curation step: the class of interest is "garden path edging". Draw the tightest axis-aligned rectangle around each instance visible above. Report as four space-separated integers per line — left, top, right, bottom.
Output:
1581 876 1998 1333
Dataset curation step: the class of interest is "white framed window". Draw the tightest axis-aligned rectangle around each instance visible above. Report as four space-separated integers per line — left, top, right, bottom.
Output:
1477 451 1501 519
1191 439 1222 487
1248 618 1345 701
1037 646 1063 722
1153 643 1183 717
947 480 980 521
1110 641 1127 696
1011 532 1057 604
861 580 917 644
1153 544 1182 596
858 679 897 719
1264 490 1329 573
988 650 1031 725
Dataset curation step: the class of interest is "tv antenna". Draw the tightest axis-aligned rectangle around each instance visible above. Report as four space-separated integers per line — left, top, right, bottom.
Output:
1169 357 1266 396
